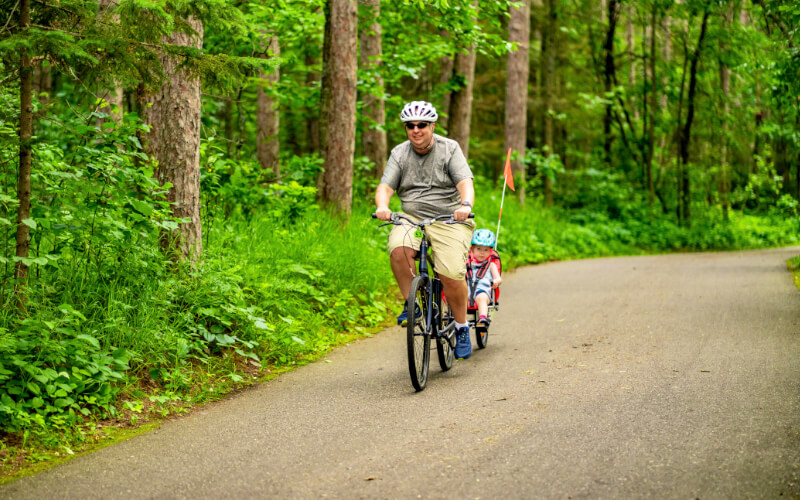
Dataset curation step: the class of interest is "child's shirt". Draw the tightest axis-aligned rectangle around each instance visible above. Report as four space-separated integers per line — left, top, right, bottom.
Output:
467 257 496 296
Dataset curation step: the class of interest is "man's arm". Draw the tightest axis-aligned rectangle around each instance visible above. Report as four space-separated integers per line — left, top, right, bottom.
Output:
375 183 394 221
454 178 474 221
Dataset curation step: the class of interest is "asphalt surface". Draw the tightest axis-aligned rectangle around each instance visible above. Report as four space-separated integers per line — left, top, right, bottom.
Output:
4 247 800 499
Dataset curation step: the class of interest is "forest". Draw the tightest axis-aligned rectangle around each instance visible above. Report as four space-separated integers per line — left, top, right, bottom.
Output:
1 0 799 474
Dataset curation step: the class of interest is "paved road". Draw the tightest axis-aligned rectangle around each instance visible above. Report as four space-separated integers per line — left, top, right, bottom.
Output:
4 247 800 499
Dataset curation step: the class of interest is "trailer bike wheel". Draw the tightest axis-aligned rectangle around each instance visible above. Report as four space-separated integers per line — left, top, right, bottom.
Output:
407 275 431 391
475 322 489 349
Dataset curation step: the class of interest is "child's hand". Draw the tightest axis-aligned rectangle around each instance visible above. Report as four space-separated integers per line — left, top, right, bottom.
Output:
492 277 502 288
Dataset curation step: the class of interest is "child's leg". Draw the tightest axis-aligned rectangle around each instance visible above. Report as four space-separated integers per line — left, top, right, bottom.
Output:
474 292 489 319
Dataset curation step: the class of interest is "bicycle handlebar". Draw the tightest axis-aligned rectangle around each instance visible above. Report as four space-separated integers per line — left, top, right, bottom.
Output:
370 212 475 224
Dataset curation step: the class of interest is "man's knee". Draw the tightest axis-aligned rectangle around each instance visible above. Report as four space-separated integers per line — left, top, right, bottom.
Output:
390 246 416 262
440 275 466 292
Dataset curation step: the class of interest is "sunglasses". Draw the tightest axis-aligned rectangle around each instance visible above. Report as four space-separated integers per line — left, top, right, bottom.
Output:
405 122 431 130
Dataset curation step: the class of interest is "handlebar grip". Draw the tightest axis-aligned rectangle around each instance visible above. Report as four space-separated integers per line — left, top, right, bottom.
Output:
371 213 377 219
468 213 475 219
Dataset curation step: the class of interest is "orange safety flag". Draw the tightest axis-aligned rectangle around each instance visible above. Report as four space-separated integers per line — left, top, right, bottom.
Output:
503 148 516 192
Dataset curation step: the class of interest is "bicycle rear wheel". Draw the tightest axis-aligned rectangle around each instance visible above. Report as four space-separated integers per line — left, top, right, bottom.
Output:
407 275 431 391
436 298 454 371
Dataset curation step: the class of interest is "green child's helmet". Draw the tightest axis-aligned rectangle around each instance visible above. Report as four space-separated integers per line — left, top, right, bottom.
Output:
471 229 496 247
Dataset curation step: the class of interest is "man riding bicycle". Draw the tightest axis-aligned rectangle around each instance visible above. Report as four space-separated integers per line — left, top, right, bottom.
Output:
374 101 476 359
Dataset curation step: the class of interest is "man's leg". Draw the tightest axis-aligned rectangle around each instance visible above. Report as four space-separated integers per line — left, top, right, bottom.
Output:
440 275 468 324
390 246 417 300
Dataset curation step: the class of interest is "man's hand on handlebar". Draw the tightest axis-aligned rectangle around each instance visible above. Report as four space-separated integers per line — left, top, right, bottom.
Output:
375 207 393 221
453 205 472 222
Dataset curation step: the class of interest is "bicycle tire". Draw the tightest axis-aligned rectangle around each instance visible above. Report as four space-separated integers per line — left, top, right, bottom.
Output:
475 323 489 349
407 275 431 391
435 299 454 371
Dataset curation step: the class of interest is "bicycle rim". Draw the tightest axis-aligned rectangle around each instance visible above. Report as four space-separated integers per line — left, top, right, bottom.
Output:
436 302 454 371
476 325 489 349
407 276 431 391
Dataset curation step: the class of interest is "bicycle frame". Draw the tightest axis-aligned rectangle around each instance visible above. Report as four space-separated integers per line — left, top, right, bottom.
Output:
373 212 472 391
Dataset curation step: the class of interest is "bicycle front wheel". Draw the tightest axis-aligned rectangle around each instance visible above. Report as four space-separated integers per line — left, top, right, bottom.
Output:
407 275 431 391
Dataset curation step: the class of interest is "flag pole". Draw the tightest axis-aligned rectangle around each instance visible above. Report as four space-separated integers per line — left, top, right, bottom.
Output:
495 148 514 251
491 148 514 313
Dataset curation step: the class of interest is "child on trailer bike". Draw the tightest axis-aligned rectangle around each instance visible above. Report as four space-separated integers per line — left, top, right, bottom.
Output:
467 229 502 330
374 100 476 360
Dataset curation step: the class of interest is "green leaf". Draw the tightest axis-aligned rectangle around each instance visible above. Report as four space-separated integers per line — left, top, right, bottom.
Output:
22 218 37 229
254 320 272 331
291 335 306 345
76 334 101 349
130 199 154 216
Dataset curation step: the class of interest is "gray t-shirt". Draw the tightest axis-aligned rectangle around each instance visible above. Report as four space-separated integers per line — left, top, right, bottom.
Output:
380 134 473 218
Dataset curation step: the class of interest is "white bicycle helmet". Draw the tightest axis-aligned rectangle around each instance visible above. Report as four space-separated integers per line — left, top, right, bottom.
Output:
400 101 438 123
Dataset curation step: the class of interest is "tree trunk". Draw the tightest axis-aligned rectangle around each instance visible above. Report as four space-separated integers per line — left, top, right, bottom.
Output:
305 51 321 154
97 0 123 124
626 4 638 122
317 2 333 197
321 0 357 214
146 16 204 261
677 10 710 224
646 6 657 207
438 32 454 131
602 0 620 166
359 0 387 180
541 0 556 206
505 0 530 205
14 0 33 311
719 8 733 221
449 1 478 159
223 97 235 157
257 35 280 178
33 61 52 106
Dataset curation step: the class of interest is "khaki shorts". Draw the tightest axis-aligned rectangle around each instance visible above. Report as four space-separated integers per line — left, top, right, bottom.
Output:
387 213 475 280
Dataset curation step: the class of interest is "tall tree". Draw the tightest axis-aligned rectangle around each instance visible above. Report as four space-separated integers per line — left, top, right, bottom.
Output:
504 0 531 204
97 0 123 124
449 1 478 159
677 8 710 224
145 16 204 261
321 0 357 213
646 4 659 208
626 4 638 121
14 0 33 311
438 30 455 131
257 35 280 178
359 0 387 180
541 0 557 206
718 5 734 221
602 0 620 166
